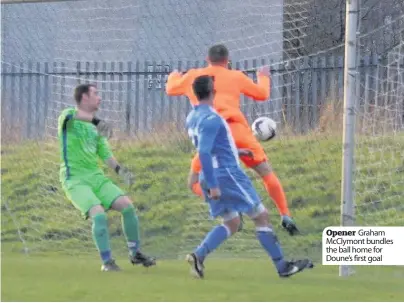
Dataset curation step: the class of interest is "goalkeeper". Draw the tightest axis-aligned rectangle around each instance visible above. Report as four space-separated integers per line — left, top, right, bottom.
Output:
58 84 156 271
166 44 298 236
184 75 312 279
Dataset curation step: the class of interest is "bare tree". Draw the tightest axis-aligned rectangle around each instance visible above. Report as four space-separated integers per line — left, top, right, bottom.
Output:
284 0 404 58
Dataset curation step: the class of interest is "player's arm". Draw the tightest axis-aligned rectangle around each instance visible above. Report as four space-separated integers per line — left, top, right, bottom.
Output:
237 66 271 101
73 111 113 138
197 116 221 195
165 69 192 96
97 137 134 186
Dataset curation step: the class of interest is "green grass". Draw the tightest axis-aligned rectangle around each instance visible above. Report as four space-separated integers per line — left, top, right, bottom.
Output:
2 133 403 258
2 254 404 302
2 131 404 301
1 135 346 259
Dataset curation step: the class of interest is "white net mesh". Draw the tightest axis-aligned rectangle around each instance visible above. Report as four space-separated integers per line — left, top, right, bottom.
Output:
354 38 404 227
1 0 403 266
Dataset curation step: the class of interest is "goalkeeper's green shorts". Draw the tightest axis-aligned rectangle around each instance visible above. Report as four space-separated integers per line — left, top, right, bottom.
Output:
62 173 125 219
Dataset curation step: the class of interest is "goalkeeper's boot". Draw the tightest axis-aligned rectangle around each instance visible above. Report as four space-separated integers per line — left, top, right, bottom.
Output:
101 259 121 272
281 215 299 236
185 253 204 279
278 258 314 278
130 251 156 267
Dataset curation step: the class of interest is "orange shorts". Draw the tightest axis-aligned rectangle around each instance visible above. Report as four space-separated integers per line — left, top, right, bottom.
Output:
190 121 267 173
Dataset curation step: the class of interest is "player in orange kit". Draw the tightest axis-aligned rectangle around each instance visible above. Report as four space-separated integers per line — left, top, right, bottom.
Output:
166 44 299 235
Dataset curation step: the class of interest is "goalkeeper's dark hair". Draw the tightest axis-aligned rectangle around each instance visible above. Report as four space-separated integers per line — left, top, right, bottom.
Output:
192 75 214 101
208 44 229 63
74 83 96 104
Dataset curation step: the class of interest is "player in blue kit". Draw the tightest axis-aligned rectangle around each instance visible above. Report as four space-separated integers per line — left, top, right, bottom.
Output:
185 75 313 279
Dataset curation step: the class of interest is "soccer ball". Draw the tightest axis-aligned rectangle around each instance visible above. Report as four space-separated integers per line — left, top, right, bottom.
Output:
252 117 277 141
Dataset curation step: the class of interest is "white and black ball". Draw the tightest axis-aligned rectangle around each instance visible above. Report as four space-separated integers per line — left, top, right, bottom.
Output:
252 117 277 141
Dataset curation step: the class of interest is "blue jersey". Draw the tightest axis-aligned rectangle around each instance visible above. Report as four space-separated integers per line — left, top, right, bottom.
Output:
186 104 240 188
186 103 263 218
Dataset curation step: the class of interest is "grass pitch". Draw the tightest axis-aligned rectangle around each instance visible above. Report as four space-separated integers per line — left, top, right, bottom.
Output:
2 131 404 301
2 253 404 302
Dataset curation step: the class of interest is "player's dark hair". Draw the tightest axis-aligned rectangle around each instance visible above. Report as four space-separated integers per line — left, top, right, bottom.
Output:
74 84 96 104
193 75 214 101
208 44 229 63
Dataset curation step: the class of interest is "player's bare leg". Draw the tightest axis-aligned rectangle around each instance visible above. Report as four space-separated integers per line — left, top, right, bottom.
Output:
88 205 121 272
186 214 240 278
251 161 299 236
248 205 313 277
111 196 156 267
226 121 298 235
187 168 203 197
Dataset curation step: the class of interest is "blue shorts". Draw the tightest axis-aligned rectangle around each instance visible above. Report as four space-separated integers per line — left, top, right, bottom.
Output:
200 167 262 218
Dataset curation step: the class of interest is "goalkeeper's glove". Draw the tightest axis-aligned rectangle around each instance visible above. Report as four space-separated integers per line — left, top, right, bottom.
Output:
115 165 135 186
92 117 113 139
281 215 300 236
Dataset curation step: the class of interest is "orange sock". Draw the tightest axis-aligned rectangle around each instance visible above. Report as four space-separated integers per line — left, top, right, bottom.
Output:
191 182 203 197
262 172 290 217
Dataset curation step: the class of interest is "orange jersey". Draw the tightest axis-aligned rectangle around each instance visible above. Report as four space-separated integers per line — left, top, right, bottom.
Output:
190 120 268 173
165 65 270 125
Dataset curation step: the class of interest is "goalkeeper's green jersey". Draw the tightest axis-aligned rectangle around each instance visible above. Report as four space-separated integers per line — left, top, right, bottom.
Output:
58 107 113 181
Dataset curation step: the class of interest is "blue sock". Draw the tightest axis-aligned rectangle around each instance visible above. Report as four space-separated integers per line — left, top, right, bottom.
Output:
256 226 286 272
195 224 230 262
100 250 112 264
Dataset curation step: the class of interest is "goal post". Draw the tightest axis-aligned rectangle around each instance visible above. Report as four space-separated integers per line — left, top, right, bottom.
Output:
338 0 404 277
339 0 360 278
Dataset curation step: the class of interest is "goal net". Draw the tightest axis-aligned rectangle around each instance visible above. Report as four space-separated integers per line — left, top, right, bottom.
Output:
354 32 404 227
1 0 403 267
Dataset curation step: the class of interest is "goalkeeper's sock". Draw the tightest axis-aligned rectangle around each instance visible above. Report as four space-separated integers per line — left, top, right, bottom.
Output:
262 172 290 217
195 224 230 262
256 226 286 272
92 213 112 264
121 205 140 256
